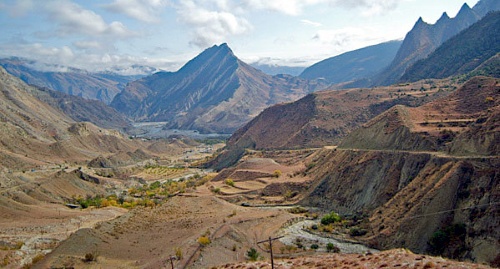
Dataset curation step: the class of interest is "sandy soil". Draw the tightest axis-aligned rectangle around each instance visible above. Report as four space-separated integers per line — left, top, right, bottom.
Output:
214 248 494 269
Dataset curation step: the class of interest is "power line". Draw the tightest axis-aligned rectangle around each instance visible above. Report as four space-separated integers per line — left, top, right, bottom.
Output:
405 202 500 220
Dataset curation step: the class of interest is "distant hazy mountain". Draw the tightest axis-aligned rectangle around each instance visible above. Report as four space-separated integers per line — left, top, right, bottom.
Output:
372 3 484 86
250 63 305 76
401 11 500 82
0 58 153 104
32 86 131 131
299 40 402 84
111 43 326 134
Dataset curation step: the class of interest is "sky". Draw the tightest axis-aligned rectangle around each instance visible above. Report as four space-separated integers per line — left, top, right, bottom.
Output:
0 0 480 74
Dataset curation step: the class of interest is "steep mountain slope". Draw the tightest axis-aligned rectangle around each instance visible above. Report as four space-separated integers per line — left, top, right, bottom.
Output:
0 66 140 170
401 11 500 82
473 0 500 16
209 79 453 170
111 43 326 134
300 76 499 265
372 3 486 86
0 58 144 104
31 86 131 131
300 40 402 84
340 76 499 153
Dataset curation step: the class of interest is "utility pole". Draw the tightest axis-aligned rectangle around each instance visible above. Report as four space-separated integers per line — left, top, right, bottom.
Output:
257 236 283 269
167 256 176 269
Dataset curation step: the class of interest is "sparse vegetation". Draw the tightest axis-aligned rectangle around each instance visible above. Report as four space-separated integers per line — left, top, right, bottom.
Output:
349 227 368 236
246 248 260 261
84 252 97 262
273 169 282 178
428 223 467 258
288 206 308 214
326 243 340 253
321 212 342 225
174 247 183 259
197 236 211 246
224 178 235 187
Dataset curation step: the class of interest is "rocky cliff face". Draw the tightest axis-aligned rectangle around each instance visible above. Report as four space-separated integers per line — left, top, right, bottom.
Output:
401 11 500 82
111 44 326 134
372 3 484 86
300 148 498 265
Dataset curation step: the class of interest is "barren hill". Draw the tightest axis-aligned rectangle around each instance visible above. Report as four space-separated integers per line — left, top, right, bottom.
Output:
210 79 454 170
299 76 499 265
111 43 326 134
0 66 141 170
340 76 499 154
31 86 131 131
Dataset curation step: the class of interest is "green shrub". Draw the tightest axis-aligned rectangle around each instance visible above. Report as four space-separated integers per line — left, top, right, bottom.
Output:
349 227 368 236
310 244 319 250
84 252 97 262
224 179 235 187
428 223 466 256
197 236 211 246
326 243 340 253
321 212 342 225
246 248 260 261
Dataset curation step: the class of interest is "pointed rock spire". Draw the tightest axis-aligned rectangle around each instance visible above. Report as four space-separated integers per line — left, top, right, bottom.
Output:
438 12 450 21
456 3 474 17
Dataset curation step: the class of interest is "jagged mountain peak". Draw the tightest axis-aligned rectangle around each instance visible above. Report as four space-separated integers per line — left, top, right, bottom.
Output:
456 2 478 19
459 2 472 11
436 12 451 23
414 16 427 26
371 0 490 86
177 43 238 75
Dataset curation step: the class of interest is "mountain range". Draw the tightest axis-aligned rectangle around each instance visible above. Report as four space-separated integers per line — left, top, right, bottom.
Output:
401 11 500 82
302 0 499 88
0 58 153 104
372 0 499 86
0 1 498 267
111 43 327 134
299 40 402 84
0 0 497 137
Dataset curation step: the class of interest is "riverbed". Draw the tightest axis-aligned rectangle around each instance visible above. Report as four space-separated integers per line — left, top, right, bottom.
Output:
278 219 377 254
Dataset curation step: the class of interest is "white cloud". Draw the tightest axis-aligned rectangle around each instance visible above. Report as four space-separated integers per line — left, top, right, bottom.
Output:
73 40 103 50
333 0 401 16
43 0 135 38
301 19 322 27
104 0 169 23
176 0 252 48
0 42 180 73
0 43 75 66
312 26 388 51
242 0 402 16
2 0 34 17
